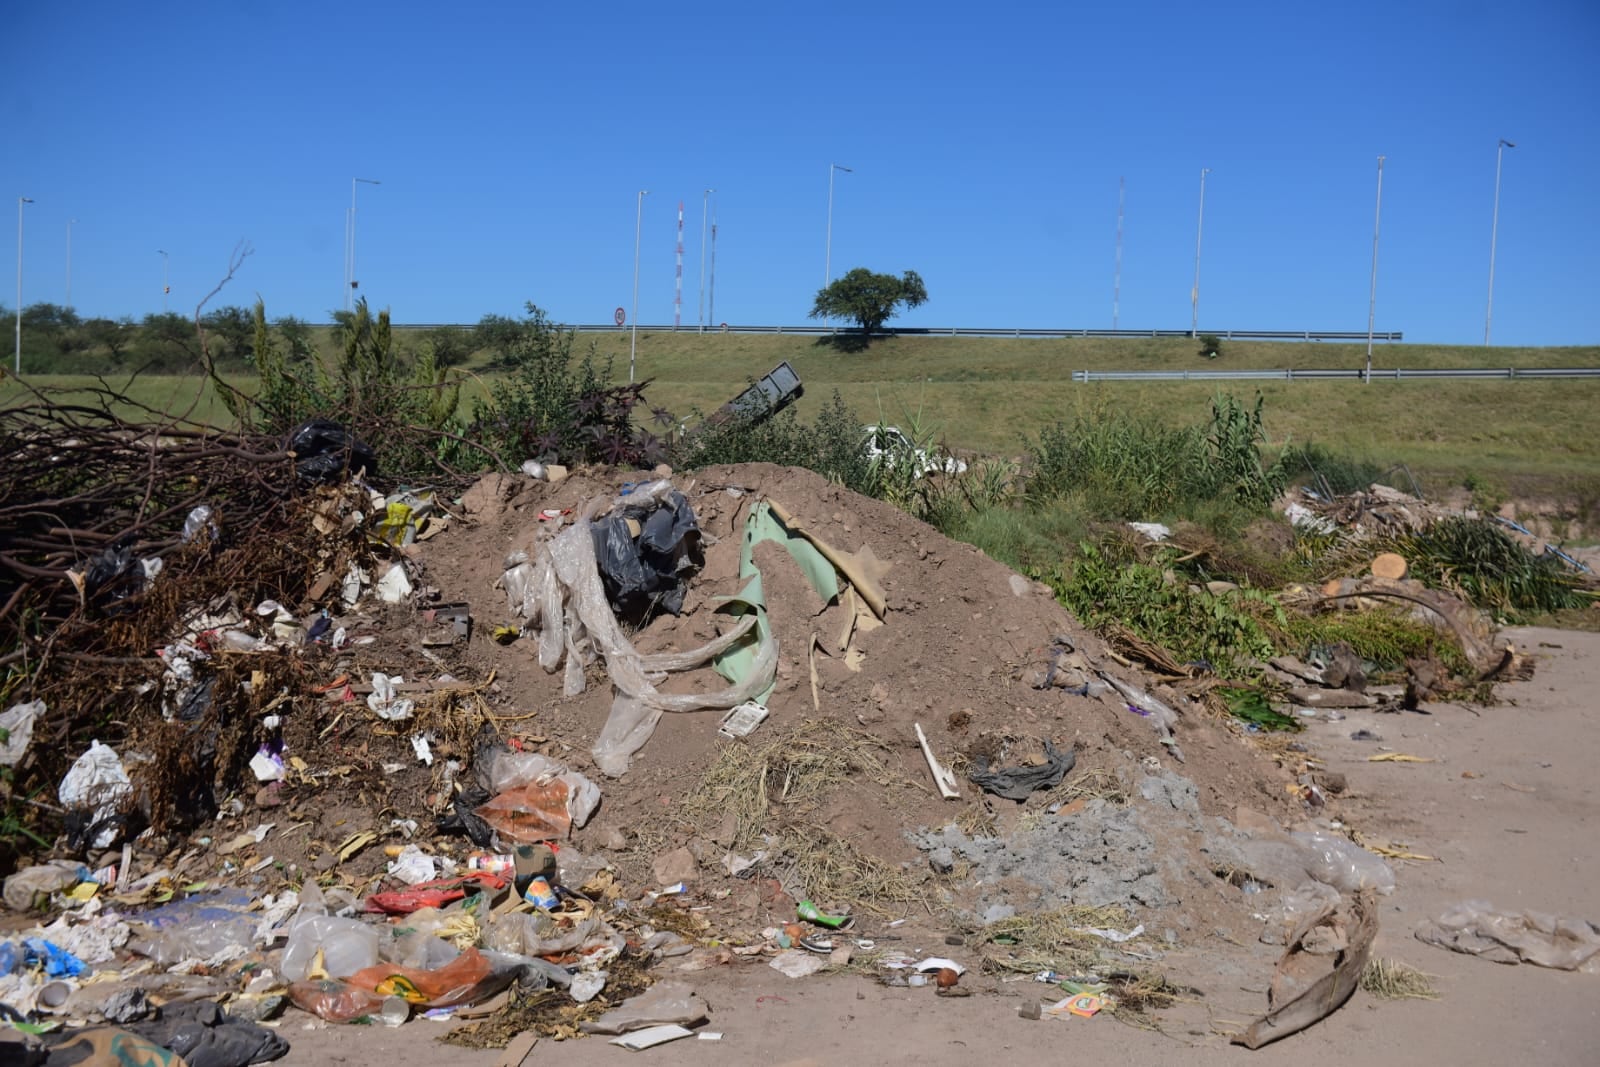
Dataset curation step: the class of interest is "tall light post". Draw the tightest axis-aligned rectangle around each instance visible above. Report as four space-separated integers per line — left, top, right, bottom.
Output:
708 195 718 327
347 177 381 311
158 249 169 311
15 196 33 376
1113 177 1125 331
1364 155 1386 384
66 218 76 310
698 188 714 332
630 189 648 383
824 162 852 290
1484 139 1515 346
1191 167 1210 338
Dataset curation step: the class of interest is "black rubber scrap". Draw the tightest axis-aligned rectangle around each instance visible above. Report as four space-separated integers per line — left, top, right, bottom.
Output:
968 740 1076 802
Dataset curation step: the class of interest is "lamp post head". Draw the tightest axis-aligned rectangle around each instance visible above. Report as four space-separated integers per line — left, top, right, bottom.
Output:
1500 139 1516 149
19 197 33 205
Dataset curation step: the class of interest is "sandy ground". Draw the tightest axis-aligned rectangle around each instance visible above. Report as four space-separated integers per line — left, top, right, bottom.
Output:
269 625 1600 1065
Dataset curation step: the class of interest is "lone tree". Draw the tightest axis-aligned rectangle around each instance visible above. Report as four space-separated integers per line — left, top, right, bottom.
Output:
810 268 928 336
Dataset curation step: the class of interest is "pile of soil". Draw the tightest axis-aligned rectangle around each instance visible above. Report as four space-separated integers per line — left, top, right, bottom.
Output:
391 462 1298 932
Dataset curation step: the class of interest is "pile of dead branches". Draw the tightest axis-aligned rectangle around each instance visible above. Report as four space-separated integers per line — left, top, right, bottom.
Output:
0 379 302 667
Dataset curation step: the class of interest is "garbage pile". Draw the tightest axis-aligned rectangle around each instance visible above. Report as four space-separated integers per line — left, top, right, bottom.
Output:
3 425 1455 1057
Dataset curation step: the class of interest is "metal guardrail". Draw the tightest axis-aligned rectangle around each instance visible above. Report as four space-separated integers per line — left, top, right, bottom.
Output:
393 323 1406 342
1070 367 1600 382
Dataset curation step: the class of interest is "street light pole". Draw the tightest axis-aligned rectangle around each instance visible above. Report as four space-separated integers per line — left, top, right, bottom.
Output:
630 189 648 383
158 249 169 311
1113 177 1124 331
825 163 852 290
1365 155 1386 384
708 195 718 328
66 218 76 310
348 177 381 312
1191 167 1209 338
1484 139 1515 346
16 196 33 376
694 187 713 329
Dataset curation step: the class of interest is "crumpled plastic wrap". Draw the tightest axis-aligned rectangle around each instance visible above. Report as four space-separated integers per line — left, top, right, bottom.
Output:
1240 830 1395 896
502 483 779 776
1415 900 1600 971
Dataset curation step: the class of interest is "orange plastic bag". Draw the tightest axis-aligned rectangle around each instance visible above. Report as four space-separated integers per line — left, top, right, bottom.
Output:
475 781 575 843
344 946 504 1007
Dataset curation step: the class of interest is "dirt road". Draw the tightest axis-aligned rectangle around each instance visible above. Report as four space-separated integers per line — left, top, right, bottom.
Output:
279 626 1600 1066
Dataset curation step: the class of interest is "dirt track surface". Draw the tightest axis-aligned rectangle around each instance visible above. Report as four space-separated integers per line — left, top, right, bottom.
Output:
273 626 1600 1066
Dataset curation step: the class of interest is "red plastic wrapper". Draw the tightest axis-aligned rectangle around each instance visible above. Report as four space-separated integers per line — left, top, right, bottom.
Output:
363 870 507 915
289 949 513 1021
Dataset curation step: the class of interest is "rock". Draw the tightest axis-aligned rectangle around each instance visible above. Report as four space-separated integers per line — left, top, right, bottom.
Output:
1318 772 1348 795
928 847 956 875
1205 581 1240 596
652 846 699 886
1008 574 1031 598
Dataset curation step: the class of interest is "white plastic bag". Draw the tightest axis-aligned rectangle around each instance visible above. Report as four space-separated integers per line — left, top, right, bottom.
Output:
501 488 779 777
58 740 133 849
0 700 42 766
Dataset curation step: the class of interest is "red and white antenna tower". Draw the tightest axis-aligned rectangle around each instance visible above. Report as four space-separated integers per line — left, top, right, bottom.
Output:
674 200 684 329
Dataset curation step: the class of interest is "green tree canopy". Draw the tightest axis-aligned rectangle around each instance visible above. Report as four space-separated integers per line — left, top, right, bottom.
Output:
809 268 928 336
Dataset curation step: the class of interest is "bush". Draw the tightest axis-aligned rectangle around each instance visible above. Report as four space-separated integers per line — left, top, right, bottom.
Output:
209 298 464 480
674 391 881 498
1198 334 1223 359
1387 517 1585 620
1021 392 1283 519
466 305 669 470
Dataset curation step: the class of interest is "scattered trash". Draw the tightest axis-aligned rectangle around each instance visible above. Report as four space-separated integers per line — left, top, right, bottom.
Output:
797 901 853 930
915 722 961 799
1047 992 1104 1018
580 981 708 1034
968 738 1075 801
1415 900 1600 971
718 701 770 739
288 417 377 485
610 1024 697 1050
1075 923 1145 943
1233 889 1377 1049
367 673 416 722
0 699 43 766
1368 753 1434 763
58 740 133 849
770 949 828 978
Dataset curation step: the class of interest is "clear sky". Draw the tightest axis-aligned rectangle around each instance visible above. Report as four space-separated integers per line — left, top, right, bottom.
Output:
8 0 1598 345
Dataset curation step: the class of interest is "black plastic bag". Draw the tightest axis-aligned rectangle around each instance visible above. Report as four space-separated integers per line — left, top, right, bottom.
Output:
592 490 702 624
287 418 377 485
969 740 1076 802
130 1001 288 1067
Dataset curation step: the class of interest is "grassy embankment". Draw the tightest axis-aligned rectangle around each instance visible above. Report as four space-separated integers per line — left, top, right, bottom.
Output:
7 331 1598 494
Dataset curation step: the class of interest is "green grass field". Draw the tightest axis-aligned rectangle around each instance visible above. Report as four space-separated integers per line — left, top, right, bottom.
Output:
6 331 1598 494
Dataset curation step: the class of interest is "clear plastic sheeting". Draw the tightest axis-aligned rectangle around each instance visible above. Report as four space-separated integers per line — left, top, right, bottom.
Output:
501 483 779 777
1416 900 1600 971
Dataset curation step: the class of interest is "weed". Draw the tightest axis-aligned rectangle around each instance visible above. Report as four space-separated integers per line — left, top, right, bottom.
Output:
1360 957 1439 1000
1051 537 1282 676
1386 517 1585 620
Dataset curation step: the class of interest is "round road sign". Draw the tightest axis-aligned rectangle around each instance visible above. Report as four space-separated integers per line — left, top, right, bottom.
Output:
614 307 626 327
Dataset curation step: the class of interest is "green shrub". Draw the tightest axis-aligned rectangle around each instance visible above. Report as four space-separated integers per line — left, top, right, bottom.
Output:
1387 517 1585 620
465 305 669 470
1049 537 1282 676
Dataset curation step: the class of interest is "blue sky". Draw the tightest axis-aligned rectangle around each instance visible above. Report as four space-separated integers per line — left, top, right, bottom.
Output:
8 0 1598 345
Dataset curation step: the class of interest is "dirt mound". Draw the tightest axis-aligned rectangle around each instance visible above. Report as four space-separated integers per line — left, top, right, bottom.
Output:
408 463 1295 915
